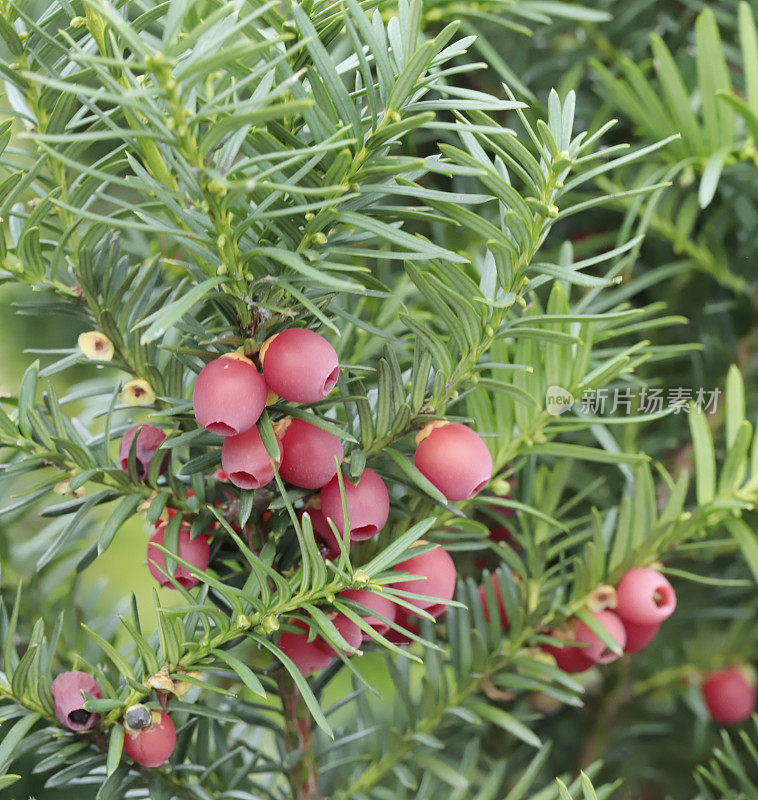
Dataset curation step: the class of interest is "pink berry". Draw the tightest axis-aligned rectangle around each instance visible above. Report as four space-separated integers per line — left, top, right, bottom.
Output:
414 422 492 502
320 468 389 541
542 637 595 674
622 619 660 654
385 606 420 646
489 525 514 544
221 425 280 490
193 355 267 436
51 671 101 731
327 613 364 653
276 418 344 489
575 610 627 664
147 524 211 590
478 574 509 628
702 668 757 725
278 621 335 675
118 424 167 481
616 567 676 625
299 500 342 558
260 328 339 404
341 590 397 636
277 616 362 674
124 710 176 767
392 544 457 617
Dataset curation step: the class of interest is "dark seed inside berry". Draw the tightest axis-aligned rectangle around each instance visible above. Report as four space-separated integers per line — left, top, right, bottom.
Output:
68 709 92 726
125 704 151 730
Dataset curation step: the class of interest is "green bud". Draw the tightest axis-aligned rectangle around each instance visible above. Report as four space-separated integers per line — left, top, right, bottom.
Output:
353 569 370 588
259 614 279 634
207 179 227 198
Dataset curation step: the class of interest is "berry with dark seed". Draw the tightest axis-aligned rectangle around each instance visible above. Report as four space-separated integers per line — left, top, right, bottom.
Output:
123 709 176 767
51 671 101 732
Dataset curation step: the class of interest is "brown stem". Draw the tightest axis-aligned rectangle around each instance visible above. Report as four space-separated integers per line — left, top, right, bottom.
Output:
277 670 321 800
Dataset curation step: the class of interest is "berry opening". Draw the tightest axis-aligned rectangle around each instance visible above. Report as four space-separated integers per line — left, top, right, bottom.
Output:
229 470 261 490
653 584 674 607
322 367 339 396
471 478 489 495
206 420 237 436
68 709 92 726
352 523 378 538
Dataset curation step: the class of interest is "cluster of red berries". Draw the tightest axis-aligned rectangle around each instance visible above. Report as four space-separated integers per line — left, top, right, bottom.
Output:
194 329 341 490
541 567 678 673
279 542 457 672
117 327 493 587
50 672 176 767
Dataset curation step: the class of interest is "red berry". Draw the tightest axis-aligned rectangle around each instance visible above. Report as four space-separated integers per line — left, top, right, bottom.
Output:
340 590 397 636
542 636 595 674
320 468 389 541
299 500 342 558
489 525 513 544
278 620 335 675
51 671 101 731
575 610 627 664
702 667 757 725
276 418 344 489
384 606 420 646
193 355 266 436
392 544 457 617
478 574 509 628
622 619 660 654
328 613 364 653
124 710 176 767
260 328 339 404
221 425 280 490
277 616 361 674
616 567 676 625
414 422 492 502
118 424 167 481
147 524 211 589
